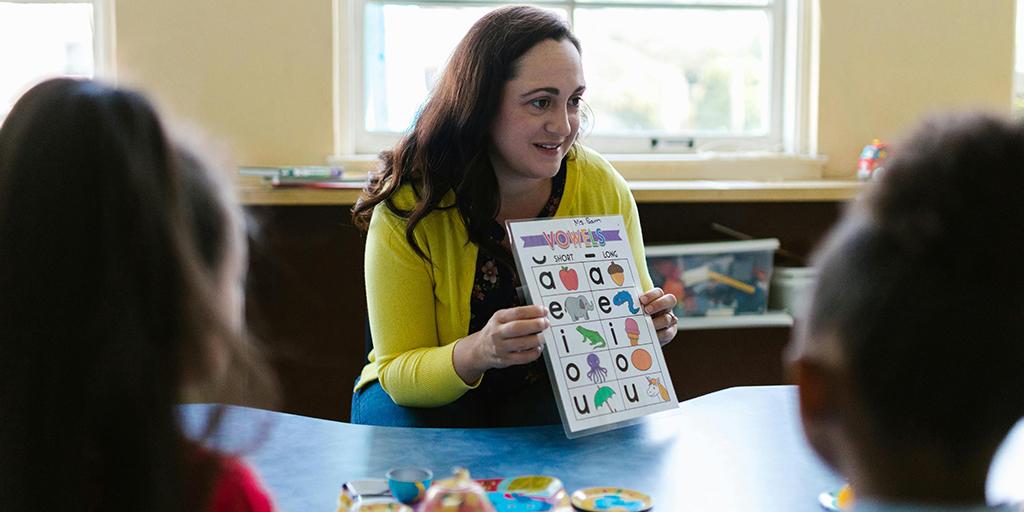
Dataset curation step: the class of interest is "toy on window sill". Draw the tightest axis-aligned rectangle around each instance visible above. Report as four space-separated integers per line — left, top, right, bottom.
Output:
857 139 889 181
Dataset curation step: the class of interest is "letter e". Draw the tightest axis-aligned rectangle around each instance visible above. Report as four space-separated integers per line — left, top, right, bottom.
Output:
549 301 564 320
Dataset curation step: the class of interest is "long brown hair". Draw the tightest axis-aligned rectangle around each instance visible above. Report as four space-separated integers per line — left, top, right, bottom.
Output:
351 5 581 260
0 78 271 511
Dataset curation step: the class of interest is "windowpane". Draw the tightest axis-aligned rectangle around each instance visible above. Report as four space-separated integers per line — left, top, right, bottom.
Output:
1015 0 1024 113
0 2 94 119
358 1 780 151
363 3 568 133
576 0 769 5
364 3 489 132
574 7 771 136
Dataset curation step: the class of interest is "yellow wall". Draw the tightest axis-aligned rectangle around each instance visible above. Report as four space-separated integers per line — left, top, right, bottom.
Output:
115 0 334 166
114 0 1017 173
817 0 1015 176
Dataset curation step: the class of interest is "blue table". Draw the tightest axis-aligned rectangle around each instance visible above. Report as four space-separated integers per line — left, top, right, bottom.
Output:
180 386 1024 512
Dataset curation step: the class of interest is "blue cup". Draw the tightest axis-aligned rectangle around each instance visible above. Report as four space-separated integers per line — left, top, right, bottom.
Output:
386 467 433 504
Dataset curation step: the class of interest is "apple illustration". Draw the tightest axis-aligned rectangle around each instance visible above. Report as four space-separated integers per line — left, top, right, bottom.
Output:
559 266 579 290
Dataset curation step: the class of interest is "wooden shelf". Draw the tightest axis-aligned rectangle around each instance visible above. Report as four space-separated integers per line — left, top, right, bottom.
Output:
629 180 863 203
235 175 864 206
676 312 794 331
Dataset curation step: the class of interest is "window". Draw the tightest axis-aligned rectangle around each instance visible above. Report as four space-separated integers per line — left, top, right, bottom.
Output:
0 0 113 121
1016 0 1024 114
344 0 800 155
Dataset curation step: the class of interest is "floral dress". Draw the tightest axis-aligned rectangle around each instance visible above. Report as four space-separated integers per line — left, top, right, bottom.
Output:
464 161 566 425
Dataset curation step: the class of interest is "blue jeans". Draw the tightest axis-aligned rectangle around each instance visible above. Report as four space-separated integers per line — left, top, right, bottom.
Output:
350 373 561 428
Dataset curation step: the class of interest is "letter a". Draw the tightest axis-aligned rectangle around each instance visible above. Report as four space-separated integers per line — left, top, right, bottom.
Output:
539 271 556 290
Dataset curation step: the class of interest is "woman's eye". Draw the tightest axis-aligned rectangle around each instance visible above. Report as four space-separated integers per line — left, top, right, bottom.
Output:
530 98 550 109
568 96 582 108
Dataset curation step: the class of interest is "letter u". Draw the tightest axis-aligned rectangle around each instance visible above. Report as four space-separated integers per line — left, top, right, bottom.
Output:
573 394 591 415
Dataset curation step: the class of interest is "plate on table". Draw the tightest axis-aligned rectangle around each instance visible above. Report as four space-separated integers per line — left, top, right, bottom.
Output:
818 484 854 511
570 487 652 512
354 503 412 512
480 475 572 511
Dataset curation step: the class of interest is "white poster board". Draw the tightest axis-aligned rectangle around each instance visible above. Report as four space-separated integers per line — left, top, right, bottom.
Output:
507 215 678 438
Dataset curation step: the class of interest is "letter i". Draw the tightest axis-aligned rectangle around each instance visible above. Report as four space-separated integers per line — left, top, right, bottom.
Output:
561 328 569 353
608 322 619 345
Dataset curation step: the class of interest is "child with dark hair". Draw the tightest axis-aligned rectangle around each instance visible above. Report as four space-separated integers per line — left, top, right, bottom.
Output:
788 113 1024 511
0 78 274 512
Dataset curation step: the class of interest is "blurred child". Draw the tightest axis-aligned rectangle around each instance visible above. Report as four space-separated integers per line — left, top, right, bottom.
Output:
788 113 1024 511
0 78 273 512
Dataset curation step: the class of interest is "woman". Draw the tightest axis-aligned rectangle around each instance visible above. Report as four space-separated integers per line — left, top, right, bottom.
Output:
0 78 273 511
351 5 678 427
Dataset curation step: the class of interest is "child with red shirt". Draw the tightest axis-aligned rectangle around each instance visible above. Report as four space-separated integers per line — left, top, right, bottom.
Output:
0 78 274 512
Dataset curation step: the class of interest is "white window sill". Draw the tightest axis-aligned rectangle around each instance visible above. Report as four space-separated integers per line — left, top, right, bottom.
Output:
235 153 858 205
327 152 828 181
676 311 794 331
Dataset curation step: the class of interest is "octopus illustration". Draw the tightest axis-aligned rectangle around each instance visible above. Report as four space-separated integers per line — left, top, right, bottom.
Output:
586 353 608 384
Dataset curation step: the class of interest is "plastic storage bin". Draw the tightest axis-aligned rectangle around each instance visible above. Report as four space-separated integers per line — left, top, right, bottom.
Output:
646 239 779 319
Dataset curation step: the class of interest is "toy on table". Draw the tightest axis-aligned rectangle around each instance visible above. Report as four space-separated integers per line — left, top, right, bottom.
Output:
419 468 496 512
386 467 433 504
339 479 400 512
341 472 572 512
857 139 889 181
570 487 652 512
477 475 571 512
818 483 855 511
355 503 413 512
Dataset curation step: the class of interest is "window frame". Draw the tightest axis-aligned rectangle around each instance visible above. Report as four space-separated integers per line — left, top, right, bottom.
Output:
1 0 116 78
338 0 801 157
1014 0 1024 114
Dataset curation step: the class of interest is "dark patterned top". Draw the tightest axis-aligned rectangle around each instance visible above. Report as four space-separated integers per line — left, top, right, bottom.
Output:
467 161 567 394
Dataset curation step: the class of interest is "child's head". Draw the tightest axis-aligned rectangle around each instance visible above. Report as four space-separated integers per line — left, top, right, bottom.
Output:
0 78 252 509
788 113 1024 502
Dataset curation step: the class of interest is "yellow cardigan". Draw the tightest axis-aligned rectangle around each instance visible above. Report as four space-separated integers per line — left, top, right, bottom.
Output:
357 146 654 407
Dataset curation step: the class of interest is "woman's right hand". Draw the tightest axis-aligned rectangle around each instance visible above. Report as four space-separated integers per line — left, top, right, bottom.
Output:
453 304 549 384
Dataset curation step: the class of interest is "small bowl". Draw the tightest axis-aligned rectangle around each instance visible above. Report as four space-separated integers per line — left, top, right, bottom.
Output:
386 467 433 504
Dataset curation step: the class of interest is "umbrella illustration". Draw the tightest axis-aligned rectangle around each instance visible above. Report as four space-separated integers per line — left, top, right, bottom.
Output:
594 386 616 412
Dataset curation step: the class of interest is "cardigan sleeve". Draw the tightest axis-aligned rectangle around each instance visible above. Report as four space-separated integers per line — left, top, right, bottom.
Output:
364 204 477 407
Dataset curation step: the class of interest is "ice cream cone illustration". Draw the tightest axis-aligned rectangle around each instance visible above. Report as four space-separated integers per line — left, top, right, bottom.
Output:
624 317 640 346
607 262 625 286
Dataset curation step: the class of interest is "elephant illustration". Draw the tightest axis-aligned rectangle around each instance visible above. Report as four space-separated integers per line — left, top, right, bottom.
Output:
564 295 594 321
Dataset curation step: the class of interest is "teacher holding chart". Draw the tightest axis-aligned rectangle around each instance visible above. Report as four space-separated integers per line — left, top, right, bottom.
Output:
351 5 677 427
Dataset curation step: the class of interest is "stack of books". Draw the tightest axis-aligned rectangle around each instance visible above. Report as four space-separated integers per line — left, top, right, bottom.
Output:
240 166 366 189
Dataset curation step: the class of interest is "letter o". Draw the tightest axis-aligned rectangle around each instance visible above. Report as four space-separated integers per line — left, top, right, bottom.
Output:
566 363 581 382
615 354 629 372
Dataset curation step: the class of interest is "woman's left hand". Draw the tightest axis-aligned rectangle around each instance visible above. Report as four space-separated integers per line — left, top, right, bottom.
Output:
640 288 678 345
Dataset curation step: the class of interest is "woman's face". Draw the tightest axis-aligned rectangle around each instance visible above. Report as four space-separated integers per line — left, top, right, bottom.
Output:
490 38 584 184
